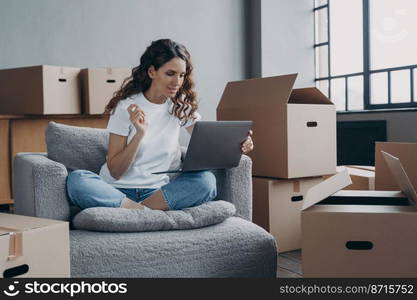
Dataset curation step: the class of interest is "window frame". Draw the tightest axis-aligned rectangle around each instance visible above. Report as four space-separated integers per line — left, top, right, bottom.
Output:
314 0 417 111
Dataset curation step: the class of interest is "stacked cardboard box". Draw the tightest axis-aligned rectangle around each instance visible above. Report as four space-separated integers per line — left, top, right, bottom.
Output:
80 67 131 114
0 65 131 115
217 73 337 253
0 65 82 115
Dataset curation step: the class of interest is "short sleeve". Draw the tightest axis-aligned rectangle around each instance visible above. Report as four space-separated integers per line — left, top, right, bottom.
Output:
107 101 132 136
184 111 202 128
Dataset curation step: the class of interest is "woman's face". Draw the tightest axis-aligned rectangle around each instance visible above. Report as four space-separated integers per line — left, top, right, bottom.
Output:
148 57 187 98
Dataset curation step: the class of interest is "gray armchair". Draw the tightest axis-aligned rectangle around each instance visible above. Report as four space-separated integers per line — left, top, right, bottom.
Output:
13 122 277 278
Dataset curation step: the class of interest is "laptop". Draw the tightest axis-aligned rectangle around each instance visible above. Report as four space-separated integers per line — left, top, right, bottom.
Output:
152 120 252 174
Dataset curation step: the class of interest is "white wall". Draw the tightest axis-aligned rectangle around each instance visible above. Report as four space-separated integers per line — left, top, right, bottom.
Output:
0 0 246 122
249 0 315 87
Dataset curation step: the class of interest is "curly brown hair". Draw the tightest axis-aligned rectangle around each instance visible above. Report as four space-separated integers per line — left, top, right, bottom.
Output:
105 39 198 125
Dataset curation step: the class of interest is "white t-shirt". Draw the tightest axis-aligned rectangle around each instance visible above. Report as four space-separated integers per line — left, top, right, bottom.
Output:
99 93 201 189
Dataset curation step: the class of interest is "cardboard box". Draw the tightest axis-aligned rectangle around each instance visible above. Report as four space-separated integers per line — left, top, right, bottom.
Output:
253 176 323 253
331 166 375 190
0 65 81 114
302 153 417 277
0 213 70 277
217 73 336 178
347 165 375 172
375 142 417 191
81 68 131 114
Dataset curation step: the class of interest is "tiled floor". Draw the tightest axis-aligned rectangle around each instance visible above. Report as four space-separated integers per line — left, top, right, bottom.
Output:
277 250 302 278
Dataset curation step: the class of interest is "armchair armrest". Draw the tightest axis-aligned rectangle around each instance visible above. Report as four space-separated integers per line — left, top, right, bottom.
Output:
13 153 70 221
212 155 253 221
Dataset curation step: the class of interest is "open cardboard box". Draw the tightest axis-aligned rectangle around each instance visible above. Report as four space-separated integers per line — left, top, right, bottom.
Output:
324 166 375 190
81 67 131 114
0 65 81 114
217 73 336 178
0 213 70 277
253 176 323 253
302 152 417 277
375 142 417 191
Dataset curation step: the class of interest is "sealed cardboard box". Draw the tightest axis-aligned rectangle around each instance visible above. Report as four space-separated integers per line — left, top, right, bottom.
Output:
217 73 336 178
253 176 323 253
0 65 81 114
302 153 417 277
81 67 131 114
375 142 417 191
0 213 70 277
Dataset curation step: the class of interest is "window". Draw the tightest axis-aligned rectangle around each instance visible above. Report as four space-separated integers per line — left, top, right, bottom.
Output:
314 0 417 111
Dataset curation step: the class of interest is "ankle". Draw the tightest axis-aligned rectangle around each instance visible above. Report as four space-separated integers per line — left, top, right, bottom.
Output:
120 197 150 210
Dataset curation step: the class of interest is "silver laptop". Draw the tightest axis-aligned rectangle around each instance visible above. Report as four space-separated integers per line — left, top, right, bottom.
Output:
153 120 252 174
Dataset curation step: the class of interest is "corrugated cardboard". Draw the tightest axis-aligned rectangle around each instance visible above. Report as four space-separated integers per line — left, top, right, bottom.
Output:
217 73 336 178
0 65 81 114
81 67 131 114
0 213 70 277
253 176 323 253
302 154 417 277
375 142 417 191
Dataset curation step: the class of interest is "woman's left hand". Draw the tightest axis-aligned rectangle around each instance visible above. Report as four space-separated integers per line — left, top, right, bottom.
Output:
241 130 254 154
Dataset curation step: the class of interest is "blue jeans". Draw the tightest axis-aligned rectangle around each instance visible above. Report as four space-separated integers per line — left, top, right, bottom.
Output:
66 170 217 210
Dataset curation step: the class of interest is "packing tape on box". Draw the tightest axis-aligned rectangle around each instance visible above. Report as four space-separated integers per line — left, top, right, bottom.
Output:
8 232 22 260
106 67 113 75
0 227 23 260
293 180 300 193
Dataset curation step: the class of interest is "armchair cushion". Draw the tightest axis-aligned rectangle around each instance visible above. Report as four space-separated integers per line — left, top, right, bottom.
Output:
72 200 236 232
45 121 108 174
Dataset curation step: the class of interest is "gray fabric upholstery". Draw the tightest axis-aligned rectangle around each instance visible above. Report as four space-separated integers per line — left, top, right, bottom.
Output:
13 153 70 221
71 217 277 278
72 200 236 232
45 121 108 174
213 157 252 221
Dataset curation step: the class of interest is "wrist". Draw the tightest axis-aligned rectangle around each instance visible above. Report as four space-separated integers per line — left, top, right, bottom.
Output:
134 130 145 139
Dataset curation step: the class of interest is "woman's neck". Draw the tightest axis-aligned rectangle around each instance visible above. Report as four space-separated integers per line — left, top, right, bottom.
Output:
143 88 168 104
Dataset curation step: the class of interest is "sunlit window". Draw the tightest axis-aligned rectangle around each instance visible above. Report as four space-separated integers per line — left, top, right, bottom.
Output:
314 0 417 111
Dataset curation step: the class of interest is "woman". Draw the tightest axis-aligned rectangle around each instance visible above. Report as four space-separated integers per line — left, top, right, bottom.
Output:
67 39 254 211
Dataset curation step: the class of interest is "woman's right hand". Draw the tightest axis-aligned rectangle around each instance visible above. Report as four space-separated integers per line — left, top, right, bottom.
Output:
127 104 148 136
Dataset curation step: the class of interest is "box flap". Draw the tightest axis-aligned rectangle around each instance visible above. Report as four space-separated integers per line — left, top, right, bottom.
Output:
217 73 297 110
344 166 375 178
289 87 333 105
302 168 352 210
347 165 375 172
0 213 64 232
331 190 405 198
382 151 417 206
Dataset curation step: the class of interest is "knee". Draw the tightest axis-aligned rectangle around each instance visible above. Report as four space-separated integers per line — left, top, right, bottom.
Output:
66 170 94 193
195 171 217 201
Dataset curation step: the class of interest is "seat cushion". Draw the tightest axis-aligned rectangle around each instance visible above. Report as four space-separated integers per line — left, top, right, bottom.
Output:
45 121 108 174
70 217 278 277
71 200 236 232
